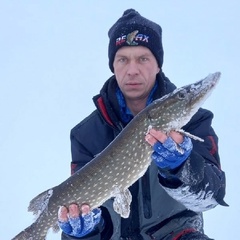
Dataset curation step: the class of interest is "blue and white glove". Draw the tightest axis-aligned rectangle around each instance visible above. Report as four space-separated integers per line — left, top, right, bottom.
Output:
58 204 102 238
152 136 193 169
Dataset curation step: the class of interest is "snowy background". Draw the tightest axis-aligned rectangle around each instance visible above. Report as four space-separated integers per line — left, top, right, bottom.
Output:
0 1 239 239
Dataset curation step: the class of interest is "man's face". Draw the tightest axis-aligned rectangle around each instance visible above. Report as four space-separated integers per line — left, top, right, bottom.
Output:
113 46 160 103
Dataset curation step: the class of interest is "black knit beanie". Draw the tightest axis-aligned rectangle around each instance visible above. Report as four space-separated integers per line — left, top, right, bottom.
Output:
108 9 164 73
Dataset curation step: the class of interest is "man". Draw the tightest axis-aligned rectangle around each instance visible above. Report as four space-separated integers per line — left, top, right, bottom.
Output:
58 9 227 240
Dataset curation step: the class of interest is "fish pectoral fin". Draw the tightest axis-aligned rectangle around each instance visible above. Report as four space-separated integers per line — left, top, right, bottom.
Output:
175 129 204 142
112 187 132 218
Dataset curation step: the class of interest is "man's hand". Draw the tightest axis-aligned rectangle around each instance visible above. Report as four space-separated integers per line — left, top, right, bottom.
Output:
145 129 184 145
145 129 193 169
58 203 102 237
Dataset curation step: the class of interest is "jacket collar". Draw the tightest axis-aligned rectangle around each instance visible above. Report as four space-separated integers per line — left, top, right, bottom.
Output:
93 72 176 128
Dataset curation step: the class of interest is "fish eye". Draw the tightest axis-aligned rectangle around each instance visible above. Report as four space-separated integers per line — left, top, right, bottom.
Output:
178 90 186 99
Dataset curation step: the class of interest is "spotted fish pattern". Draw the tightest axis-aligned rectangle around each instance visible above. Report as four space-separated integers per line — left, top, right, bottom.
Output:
12 72 221 240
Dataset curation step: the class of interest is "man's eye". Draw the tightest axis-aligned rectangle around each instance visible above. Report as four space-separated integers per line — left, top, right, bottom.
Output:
140 57 148 62
119 58 126 62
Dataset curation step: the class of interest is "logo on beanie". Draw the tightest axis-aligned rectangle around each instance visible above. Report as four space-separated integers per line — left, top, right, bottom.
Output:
126 30 139 45
116 30 149 46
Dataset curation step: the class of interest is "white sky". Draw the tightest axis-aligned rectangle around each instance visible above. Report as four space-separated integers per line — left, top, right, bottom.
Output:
0 1 239 239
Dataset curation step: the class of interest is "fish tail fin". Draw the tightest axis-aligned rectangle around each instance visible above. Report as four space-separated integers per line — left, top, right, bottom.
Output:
12 189 57 239
28 188 53 217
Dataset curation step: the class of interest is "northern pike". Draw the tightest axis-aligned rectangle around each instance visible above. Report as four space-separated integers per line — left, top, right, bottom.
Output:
12 72 221 240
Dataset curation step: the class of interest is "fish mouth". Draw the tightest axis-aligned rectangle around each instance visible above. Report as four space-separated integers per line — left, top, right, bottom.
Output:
200 72 220 90
187 72 220 108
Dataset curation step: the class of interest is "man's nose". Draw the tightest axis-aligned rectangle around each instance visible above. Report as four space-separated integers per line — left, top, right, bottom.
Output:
127 61 140 75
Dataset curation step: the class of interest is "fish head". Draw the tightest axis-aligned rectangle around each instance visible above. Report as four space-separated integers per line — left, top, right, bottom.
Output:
146 72 220 132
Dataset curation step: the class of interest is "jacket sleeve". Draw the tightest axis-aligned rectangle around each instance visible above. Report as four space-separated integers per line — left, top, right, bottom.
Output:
70 110 114 175
158 108 228 211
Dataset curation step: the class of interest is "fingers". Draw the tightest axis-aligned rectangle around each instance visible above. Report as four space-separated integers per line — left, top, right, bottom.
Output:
146 128 167 144
145 129 183 146
69 203 81 218
58 203 102 237
58 205 69 222
169 131 184 144
58 203 91 221
81 204 91 216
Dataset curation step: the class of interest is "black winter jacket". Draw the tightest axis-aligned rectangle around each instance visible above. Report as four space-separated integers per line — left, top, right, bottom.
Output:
62 73 227 240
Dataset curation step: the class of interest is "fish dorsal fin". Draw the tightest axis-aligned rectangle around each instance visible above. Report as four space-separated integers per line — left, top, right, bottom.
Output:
28 189 53 217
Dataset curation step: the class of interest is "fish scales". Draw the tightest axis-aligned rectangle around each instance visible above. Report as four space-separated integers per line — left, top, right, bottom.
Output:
12 72 221 240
